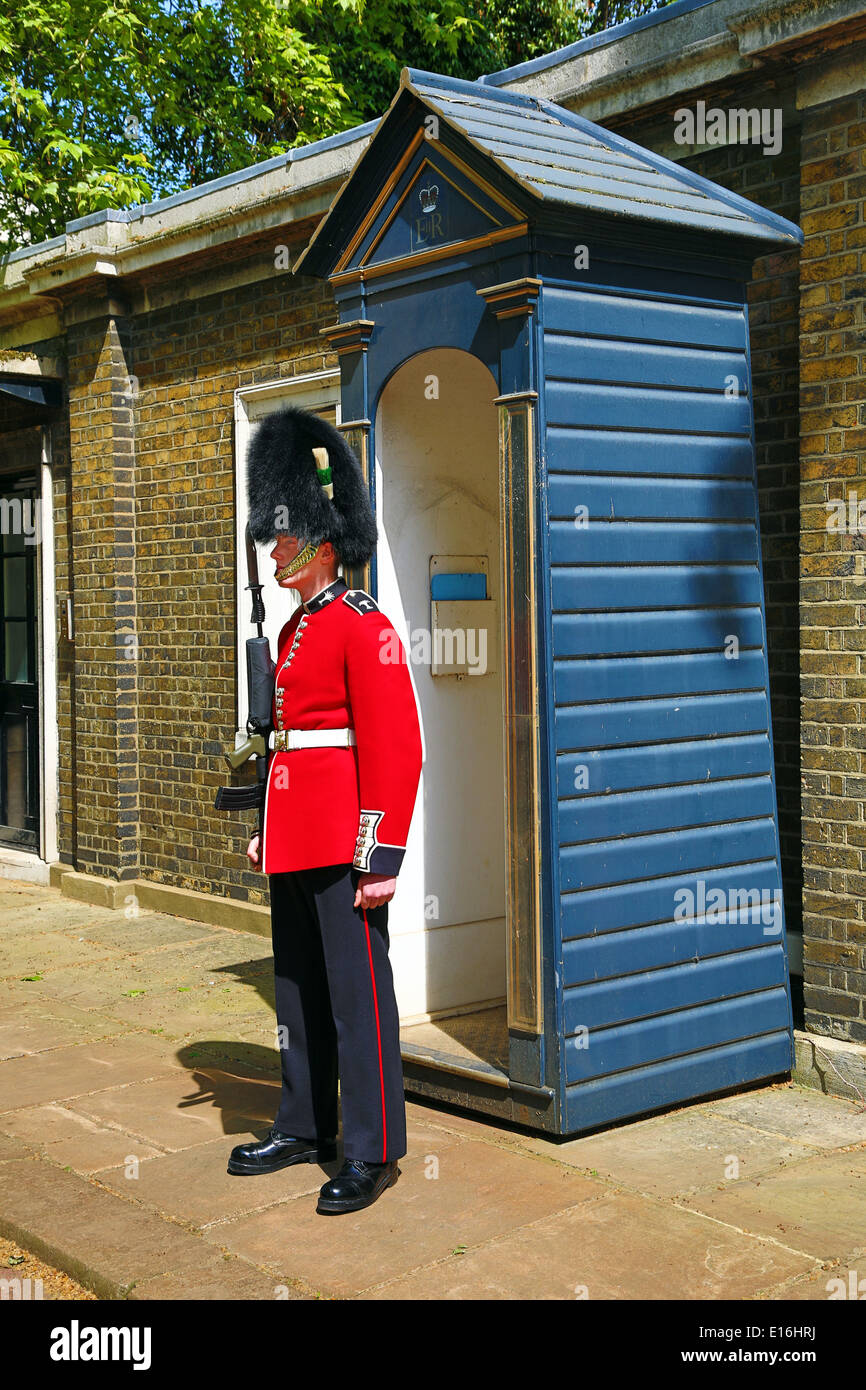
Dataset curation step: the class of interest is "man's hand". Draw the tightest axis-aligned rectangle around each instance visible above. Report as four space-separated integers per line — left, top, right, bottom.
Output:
354 872 396 910
246 833 261 869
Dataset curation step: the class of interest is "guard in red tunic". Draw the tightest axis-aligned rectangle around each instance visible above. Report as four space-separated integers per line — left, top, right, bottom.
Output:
227 406 423 1215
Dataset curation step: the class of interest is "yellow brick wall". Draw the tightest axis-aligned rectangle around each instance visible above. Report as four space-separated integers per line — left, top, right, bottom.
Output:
798 92 866 1041
62 254 338 906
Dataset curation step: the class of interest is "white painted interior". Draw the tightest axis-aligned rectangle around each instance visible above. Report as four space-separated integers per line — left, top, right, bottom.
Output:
374 348 507 1022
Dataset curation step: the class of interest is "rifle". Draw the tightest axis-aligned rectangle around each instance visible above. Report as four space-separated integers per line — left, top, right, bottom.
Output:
215 525 275 833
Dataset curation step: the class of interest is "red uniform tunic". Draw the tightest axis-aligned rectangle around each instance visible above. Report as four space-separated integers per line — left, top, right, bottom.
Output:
261 576 423 876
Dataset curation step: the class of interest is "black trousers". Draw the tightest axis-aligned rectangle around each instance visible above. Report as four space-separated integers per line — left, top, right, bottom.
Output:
268 863 407 1163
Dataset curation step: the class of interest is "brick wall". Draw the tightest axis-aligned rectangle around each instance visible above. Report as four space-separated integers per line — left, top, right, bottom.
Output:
107 256 338 906
0 423 41 468
66 300 140 879
798 92 866 1042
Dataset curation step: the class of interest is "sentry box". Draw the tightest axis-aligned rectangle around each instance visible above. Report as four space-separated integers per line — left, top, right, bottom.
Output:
294 68 804 1137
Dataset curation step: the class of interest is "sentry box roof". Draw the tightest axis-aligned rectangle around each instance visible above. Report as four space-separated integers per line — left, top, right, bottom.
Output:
296 67 803 280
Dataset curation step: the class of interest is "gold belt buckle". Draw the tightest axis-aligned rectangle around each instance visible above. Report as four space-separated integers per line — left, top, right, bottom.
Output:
273 730 287 752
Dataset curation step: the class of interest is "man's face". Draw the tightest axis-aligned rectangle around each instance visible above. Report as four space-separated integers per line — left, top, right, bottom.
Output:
270 534 336 587
270 534 312 587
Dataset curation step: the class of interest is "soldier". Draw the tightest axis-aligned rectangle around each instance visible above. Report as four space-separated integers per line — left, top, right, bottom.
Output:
227 406 423 1215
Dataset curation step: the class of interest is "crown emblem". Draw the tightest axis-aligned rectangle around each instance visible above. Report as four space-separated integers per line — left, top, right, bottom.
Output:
419 183 439 214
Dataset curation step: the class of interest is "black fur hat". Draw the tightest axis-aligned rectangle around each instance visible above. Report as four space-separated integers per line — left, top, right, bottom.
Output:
245 405 378 566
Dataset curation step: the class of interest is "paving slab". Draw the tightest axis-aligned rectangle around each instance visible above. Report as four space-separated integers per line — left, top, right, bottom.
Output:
0 1034 181 1111
18 933 270 1006
152 935 272 972
708 1085 866 1148
781 1249 866 1301
0 999 129 1059
85 991 268 1037
0 979 60 1011
0 1130 311 1300
126 1250 308 1301
64 1064 281 1152
1 1101 166 1173
184 1026 282 1075
94 1137 332 1224
14 967 266 1035
205 1134 602 1297
0 1156 240 1297
0 885 67 907
5 962 142 1014
364 1190 816 1300
0 887 89 908
0 1130 37 1161
174 1039 279 1082
681 1147 866 1261
74 915 223 953
400 1099 537 1150
0 902 124 937
508 1105 817 1200
88 1107 467 1225
0 929 125 978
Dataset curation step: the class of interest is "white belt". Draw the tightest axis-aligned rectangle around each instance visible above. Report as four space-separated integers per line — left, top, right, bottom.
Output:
272 727 356 751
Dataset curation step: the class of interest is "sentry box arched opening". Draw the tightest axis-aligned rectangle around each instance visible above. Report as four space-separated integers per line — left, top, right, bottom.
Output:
294 68 804 1138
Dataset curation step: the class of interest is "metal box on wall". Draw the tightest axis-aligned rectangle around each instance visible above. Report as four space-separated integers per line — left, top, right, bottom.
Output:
294 67 804 1136
429 556 497 677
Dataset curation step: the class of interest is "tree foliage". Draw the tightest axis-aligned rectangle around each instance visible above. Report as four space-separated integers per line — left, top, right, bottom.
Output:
0 0 674 252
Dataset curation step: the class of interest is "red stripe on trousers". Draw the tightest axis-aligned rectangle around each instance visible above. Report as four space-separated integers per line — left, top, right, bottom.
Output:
362 906 387 1163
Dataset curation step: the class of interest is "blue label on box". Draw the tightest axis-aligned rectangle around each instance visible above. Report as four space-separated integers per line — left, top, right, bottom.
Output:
430 571 487 600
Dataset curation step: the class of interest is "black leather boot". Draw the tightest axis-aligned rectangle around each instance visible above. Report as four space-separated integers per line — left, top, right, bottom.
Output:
316 1157 400 1213
227 1126 338 1176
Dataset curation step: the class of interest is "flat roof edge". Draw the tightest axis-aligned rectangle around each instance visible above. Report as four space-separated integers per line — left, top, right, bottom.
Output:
479 0 719 86
5 118 380 267
5 233 67 266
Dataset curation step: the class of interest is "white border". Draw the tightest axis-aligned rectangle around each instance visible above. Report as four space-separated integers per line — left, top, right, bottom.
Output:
39 427 58 865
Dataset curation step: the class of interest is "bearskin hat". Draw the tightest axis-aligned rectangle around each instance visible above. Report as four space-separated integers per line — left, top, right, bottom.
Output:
245 405 378 566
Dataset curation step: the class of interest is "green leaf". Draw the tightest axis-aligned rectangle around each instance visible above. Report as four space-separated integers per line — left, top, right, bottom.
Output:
0 0 621 250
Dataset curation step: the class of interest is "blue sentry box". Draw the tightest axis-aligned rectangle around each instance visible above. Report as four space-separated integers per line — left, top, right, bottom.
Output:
297 66 801 1139
430 571 487 600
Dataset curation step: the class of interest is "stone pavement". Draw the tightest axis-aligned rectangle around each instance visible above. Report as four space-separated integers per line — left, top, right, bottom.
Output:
1 877 864 1301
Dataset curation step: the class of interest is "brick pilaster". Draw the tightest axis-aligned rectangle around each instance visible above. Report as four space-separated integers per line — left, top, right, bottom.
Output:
799 92 866 1041
66 294 140 880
